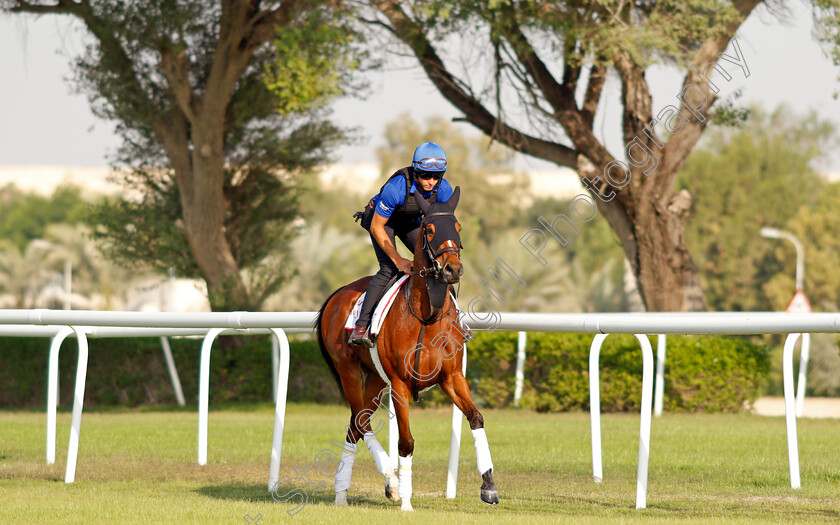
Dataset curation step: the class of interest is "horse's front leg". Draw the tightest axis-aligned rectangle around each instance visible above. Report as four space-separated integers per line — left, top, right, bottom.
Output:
360 371 399 502
440 372 499 505
390 379 415 511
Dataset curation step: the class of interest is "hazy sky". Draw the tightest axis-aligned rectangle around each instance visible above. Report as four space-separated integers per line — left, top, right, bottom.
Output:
1 2 838 172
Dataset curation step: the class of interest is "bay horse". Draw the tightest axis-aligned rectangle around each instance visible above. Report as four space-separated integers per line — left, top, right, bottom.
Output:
316 187 499 511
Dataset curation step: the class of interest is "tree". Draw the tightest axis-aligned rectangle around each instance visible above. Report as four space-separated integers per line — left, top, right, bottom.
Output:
0 240 51 308
764 182 840 311
41 223 136 309
0 184 88 251
678 105 836 311
3 0 362 310
362 0 839 311
265 222 369 311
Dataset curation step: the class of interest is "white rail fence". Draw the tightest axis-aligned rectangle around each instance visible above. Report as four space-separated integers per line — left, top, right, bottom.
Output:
0 309 835 509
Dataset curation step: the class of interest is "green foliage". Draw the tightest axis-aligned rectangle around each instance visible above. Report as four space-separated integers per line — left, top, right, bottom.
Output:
87 189 194 275
266 12 361 115
462 332 770 413
813 0 840 93
710 89 751 127
407 0 741 68
5 0 364 310
0 185 88 251
661 335 770 412
764 181 840 312
265 222 372 311
0 331 770 413
678 105 837 311
0 335 342 408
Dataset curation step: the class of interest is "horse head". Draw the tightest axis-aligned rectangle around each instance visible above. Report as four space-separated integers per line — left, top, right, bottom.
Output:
414 186 463 284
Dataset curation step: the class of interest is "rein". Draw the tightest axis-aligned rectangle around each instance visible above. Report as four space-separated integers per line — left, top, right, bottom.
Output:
406 210 460 401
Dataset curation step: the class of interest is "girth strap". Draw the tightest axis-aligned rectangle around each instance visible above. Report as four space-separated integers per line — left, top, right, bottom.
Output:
411 324 426 402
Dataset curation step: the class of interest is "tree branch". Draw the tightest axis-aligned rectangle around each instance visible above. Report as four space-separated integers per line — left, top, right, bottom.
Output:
372 0 578 168
582 62 605 129
612 49 653 146
246 0 309 47
658 0 764 188
159 37 197 122
493 13 614 168
6 0 79 15
561 38 581 99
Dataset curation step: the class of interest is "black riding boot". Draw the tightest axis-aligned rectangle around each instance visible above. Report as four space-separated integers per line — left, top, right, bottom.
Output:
349 324 373 348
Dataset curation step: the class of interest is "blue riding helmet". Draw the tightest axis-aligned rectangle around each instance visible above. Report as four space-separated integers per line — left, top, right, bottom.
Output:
411 142 447 173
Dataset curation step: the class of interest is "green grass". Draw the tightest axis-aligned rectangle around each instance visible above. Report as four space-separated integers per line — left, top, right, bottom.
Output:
1 403 839 523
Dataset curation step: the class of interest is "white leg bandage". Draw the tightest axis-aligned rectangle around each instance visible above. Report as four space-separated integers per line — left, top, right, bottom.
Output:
472 428 494 474
364 432 391 476
398 455 413 502
334 440 358 493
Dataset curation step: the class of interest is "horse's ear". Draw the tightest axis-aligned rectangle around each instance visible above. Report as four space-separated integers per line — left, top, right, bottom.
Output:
448 186 461 212
414 191 431 215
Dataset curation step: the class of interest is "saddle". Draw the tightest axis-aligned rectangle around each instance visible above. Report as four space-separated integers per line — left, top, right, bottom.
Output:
344 273 409 340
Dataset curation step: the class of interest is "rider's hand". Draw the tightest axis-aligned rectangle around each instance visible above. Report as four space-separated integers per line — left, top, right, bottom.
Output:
395 257 413 274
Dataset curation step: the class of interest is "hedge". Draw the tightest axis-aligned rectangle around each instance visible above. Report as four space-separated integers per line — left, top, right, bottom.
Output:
0 332 769 413
0 335 342 409
463 332 770 413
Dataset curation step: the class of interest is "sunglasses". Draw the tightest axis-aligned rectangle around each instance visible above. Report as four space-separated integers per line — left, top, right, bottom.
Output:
416 171 443 180
416 157 447 170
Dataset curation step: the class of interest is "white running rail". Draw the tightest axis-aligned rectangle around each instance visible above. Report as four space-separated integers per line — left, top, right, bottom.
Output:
1 309 836 508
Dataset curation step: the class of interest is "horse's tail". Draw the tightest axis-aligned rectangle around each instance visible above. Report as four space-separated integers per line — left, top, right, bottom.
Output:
316 286 347 404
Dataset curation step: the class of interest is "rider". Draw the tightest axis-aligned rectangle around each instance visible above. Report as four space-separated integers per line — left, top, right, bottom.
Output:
349 142 453 348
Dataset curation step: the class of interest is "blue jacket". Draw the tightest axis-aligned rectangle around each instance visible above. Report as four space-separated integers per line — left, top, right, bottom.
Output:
372 173 453 224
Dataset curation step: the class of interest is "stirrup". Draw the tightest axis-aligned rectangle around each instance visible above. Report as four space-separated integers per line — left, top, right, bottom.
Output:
349 326 373 348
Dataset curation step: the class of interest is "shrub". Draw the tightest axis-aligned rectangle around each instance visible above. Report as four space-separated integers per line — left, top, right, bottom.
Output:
0 334 342 408
662 335 770 412
463 332 769 413
0 331 770 413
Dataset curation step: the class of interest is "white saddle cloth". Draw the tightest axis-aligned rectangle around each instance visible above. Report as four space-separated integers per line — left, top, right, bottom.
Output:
344 275 410 335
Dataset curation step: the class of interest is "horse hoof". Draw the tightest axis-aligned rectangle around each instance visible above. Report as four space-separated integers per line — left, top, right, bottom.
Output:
480 488 499 505
385 472 400 502
480 469 499 505
335 490 348 507
400 499 414 512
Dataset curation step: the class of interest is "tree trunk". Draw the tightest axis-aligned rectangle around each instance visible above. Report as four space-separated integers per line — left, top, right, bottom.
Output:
577 158 705 312
633 188 706 311
180 123 250 312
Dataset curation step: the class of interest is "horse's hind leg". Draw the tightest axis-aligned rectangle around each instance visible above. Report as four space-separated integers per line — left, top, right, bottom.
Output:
440 372 500 505
359 372 400 502
332 361 367 507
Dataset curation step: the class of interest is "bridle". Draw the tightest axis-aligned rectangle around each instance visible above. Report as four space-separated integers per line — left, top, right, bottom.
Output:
404 209 463 402
399 190 464 401
411 211 462 280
